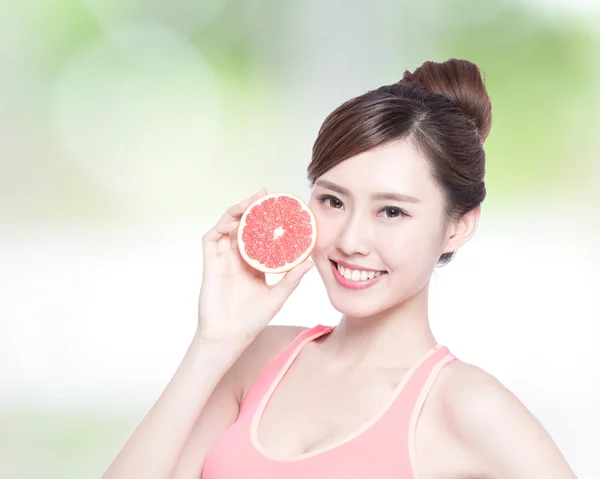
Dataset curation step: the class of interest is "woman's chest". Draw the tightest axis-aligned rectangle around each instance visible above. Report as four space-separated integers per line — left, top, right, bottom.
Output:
261 365 404 454
246 358 490 479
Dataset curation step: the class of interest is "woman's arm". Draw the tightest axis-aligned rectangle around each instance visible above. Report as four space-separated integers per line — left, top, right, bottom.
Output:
443 362 577 478
101 335 245 479
172 325 308 478
102 189 313 479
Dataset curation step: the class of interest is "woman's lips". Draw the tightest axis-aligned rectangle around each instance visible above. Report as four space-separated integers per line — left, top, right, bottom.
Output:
330 260 386 290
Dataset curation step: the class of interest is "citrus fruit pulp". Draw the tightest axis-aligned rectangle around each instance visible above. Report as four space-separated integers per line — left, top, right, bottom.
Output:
237 193 317 274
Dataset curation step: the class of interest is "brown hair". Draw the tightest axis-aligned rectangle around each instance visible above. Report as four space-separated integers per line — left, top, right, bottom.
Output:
307 58 492 265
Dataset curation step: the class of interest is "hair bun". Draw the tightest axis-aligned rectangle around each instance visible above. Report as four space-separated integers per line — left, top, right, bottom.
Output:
400 58 492 142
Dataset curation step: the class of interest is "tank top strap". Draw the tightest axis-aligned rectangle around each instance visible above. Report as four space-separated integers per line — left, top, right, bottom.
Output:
238 324 334 418
387 344 457 425
381 344 457 476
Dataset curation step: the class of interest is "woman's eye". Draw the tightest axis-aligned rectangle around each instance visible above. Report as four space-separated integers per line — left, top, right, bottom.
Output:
381 206 407 218
328 197 343 209
318 194 344 209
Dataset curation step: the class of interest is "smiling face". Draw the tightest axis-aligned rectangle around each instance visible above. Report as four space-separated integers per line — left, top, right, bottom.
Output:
308 139 465 317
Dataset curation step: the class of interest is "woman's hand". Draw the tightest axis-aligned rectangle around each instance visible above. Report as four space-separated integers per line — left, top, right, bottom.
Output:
197 188 314 346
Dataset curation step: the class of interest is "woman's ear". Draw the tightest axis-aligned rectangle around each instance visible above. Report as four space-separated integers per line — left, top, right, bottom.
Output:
442 206 480 254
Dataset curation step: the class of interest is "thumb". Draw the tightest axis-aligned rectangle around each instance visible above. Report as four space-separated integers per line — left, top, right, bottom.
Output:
268 260 314 311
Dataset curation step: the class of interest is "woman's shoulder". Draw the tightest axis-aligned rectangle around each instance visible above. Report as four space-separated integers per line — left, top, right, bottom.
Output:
237 324 309 402
437 359 503 397
431 359 574 477
434 359 520 430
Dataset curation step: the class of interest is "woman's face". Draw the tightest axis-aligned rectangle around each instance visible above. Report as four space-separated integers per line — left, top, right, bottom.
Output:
308 139 462 317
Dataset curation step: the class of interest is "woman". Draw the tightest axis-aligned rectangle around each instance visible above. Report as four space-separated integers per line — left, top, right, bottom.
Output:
103 59 577 478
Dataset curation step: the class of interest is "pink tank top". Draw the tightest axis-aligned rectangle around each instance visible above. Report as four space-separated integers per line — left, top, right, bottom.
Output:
202 324 457 479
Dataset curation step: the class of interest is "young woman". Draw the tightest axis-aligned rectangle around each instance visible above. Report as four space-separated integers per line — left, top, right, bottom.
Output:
103 59 577 479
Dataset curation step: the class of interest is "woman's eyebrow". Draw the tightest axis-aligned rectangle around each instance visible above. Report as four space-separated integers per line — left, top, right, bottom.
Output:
315 179 349 196
315 179 421 204
371 192 421 203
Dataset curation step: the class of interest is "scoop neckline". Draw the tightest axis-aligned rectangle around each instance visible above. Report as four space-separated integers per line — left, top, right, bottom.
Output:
249 324 441 462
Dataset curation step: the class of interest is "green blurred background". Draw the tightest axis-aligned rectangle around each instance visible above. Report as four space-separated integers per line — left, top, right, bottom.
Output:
1 0 598 477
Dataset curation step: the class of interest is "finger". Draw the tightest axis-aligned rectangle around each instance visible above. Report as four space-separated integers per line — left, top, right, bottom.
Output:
203 222 235 254
267 260 314 314
217 188 268 226
230 187 268 247
202 188 268 253
216 224 238 254
216 221 238 236
219 226 266 280
253 186 268 199
228 187 269 256
229 225 241 254
218 201 249 225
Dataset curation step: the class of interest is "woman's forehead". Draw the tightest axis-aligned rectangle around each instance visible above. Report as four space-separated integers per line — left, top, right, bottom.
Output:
315 141 439 198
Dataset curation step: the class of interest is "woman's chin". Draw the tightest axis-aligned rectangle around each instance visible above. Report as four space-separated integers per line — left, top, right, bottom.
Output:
327 294 385 318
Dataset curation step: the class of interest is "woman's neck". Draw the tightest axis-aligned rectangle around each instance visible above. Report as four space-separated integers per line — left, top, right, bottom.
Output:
316 285 437 370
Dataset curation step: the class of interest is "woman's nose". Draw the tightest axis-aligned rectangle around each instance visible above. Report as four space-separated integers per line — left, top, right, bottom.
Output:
335 216 372 257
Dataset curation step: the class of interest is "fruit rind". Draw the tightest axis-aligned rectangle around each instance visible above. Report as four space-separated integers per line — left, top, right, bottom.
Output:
237 192 317 274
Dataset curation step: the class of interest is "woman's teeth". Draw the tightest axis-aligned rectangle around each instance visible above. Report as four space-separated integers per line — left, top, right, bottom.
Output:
337 264 383 281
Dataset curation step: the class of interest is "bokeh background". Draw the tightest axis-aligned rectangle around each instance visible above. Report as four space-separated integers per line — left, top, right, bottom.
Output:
1 0 599 477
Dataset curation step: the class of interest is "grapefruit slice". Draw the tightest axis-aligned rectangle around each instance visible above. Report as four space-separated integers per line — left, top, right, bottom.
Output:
238 193 317 274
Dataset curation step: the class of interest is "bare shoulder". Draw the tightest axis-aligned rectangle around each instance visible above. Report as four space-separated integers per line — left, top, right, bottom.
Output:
432 360 576 478
236 324 309 402
434 359 544 440
435 359 508 410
